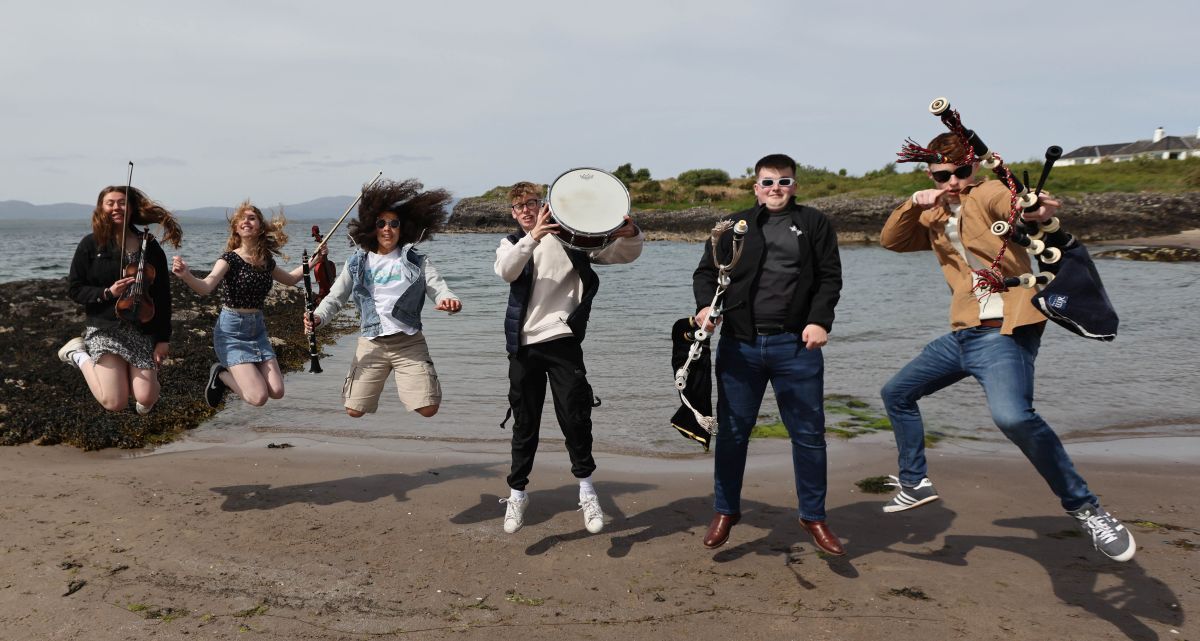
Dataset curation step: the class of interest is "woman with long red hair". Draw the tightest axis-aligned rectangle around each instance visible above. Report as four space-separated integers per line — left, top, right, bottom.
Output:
60 185 182 413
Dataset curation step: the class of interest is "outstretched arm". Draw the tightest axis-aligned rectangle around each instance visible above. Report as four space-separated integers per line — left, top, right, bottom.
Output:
171 256 229 296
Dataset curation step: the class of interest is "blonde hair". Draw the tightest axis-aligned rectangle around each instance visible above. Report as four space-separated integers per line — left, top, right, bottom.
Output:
224 200 289 263
507 181 544 203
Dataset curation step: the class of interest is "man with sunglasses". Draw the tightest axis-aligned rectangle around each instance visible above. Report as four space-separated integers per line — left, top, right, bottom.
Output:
494 180 642 535
693 154 844 555
877 133 1135 562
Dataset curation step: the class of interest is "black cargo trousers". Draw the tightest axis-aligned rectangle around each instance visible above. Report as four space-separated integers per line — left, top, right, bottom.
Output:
506 336 597 491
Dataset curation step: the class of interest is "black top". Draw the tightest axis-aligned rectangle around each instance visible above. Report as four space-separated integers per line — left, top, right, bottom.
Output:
693 199 842 341
219 251 276 309
752 212 803 325
67 230 172 343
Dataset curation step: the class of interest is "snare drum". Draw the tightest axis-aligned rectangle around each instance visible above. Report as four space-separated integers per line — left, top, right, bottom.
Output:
546 167 630 251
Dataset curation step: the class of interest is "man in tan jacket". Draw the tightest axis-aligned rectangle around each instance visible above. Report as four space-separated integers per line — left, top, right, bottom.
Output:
877 132 1135 563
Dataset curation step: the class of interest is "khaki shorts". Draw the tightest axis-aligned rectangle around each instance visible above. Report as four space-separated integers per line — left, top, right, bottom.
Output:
342 332 442 414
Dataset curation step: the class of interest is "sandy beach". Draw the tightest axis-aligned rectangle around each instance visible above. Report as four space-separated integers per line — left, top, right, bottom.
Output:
1 432 1195 641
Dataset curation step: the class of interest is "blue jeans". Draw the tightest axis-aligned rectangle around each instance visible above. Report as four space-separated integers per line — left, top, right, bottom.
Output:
880 325 1096 511
714 333 827 521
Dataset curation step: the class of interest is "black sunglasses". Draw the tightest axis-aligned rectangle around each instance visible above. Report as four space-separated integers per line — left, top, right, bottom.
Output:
375 219 401 229
930 165 974 182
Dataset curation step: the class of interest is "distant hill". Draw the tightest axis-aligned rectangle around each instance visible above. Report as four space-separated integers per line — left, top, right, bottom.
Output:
0 195 460 222
0 196 357 221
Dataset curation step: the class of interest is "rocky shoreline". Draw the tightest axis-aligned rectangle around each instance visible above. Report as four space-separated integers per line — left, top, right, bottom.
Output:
448 190 1200 249
0 276 347 449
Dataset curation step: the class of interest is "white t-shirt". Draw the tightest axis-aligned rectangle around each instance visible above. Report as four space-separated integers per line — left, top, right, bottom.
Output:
366 248 419 337
945 203 1004 320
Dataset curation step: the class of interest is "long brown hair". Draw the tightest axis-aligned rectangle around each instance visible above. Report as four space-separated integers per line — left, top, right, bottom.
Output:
224 200 289 264
347 179 450 252
91 186 183 249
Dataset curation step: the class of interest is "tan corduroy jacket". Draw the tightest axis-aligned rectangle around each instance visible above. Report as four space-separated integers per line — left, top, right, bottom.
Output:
880 179 1046 335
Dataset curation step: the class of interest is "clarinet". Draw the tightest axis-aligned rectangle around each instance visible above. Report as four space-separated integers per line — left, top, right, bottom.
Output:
301 248 323 374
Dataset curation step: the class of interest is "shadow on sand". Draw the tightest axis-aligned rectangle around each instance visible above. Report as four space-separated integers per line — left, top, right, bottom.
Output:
210 461 501 511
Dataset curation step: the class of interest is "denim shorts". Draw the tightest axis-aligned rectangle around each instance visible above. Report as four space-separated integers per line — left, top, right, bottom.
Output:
213 308 276 368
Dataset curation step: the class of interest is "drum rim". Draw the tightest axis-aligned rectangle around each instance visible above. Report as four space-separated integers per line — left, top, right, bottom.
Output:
546 166 630 236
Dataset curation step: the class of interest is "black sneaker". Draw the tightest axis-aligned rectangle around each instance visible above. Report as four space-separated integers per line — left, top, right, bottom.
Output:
205 363 227 408
883 476 940 513
1069 503 1136 562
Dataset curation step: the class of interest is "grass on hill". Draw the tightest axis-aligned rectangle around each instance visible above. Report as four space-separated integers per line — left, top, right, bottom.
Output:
474 157 1200 212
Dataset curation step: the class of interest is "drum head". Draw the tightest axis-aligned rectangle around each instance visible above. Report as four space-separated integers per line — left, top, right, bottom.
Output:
548 168 629 234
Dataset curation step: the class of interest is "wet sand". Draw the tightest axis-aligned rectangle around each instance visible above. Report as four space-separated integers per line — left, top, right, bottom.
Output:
1 433 1194 640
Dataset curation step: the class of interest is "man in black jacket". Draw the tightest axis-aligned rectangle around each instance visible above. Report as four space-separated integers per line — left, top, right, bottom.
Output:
693 154 844 554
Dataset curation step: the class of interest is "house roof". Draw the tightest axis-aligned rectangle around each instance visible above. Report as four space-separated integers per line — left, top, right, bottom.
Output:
1062 133 1199 159
1061 143 1129 159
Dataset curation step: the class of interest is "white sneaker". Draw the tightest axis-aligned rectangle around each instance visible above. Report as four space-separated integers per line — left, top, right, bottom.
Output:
57 337 87 369
579 494 605 534
500 496 528 534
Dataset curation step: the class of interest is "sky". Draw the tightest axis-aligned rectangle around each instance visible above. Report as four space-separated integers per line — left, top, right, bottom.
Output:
3 0 1197 209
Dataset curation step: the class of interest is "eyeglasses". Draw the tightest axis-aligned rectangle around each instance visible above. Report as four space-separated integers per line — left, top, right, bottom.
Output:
757 177 795 188
375 219 401 229
930 165 974 182
511 199 541 212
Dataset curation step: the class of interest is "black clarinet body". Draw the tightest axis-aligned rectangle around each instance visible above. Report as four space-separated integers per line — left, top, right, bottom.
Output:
301 248 323 374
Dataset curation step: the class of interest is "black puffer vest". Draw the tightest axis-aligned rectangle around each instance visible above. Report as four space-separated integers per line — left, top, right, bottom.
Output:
503 230 599 354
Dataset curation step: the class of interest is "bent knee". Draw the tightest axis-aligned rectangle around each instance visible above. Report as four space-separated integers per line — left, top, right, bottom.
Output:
992 409 1041 436
100 398 128 412
880 380 908 406
245 394 269 407
416 404 439 417
346 408 365 418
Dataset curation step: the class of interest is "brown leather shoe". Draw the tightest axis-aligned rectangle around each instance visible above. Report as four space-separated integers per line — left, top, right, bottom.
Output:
703 512 741 549
800 519 845 556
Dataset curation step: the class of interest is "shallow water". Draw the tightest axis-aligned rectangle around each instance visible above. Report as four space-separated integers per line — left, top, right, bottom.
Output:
10 220 1199 455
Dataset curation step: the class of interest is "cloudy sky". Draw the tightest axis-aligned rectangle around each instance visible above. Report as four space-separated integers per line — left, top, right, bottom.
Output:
3 0 1196 209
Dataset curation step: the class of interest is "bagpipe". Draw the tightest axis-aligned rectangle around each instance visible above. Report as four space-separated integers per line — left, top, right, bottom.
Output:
898 97 1118 341
669 219 748 451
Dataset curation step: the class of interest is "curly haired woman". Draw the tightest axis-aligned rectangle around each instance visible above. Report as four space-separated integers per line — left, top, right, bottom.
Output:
303 179 462 418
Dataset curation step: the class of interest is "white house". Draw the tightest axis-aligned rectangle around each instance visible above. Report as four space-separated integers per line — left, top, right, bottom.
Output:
1058 127 1200 166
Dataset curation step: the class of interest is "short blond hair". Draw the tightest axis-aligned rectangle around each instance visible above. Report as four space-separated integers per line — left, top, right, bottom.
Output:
507 181 543 203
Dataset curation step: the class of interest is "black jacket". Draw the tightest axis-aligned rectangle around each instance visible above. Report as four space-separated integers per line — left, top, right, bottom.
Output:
692 200 842 341
502 230 599 355
67 231 172 343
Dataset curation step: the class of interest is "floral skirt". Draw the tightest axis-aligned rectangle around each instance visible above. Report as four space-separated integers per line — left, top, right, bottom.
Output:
84 324 156 370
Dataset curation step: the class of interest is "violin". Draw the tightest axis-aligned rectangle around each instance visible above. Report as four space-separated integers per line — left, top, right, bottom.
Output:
116 230 156 324
310 225 335 304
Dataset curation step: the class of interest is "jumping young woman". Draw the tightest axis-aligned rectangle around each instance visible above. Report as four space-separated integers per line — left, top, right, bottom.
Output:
303 179 462 418
60 185 182 414
171 200 321 407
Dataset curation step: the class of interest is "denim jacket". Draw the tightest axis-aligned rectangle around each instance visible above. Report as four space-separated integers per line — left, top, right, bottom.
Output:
313 244 455 337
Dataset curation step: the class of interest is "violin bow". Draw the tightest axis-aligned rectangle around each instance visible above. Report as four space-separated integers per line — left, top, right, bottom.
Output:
312 171 384 254
120 161 133 279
